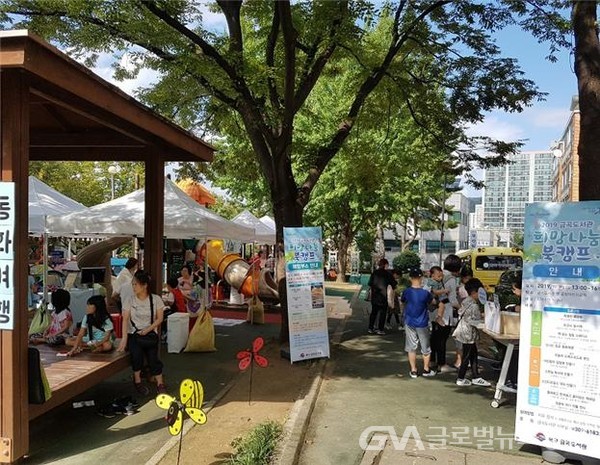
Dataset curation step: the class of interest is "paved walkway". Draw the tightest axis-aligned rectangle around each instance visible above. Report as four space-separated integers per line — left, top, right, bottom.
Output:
297 283 555 465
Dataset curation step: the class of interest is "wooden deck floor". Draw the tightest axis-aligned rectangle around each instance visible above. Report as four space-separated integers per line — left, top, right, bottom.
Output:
29 344 130 420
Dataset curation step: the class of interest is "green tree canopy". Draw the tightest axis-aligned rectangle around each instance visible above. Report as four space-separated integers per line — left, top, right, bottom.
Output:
0 0 569 238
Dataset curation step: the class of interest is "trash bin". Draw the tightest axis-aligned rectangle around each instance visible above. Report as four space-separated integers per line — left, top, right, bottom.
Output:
167 313 190 353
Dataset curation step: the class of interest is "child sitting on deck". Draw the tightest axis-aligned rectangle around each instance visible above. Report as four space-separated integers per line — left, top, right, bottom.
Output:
66 295 114 356
29 289 73 346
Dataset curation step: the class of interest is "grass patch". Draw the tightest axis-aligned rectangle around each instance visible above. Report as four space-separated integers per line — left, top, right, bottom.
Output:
227 421 283 465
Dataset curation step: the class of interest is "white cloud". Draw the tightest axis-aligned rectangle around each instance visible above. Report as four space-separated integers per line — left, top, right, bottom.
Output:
466 115 525 143
91 52 159 97
525 107 570 129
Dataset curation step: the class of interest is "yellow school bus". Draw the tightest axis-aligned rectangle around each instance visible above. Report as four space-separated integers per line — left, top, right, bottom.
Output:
456 247 523 291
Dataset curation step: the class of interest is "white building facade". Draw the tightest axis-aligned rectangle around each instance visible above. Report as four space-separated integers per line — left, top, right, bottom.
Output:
483 151 554 232
382 192 472 270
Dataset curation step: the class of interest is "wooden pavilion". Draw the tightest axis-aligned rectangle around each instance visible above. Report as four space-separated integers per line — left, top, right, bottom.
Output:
0 30 214 463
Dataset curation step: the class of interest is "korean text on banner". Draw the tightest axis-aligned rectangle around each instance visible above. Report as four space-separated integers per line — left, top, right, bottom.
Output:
0 182 15 331
283 227 330 363
515 202 600 460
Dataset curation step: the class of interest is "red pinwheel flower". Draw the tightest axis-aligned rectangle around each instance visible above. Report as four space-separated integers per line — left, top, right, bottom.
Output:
237 336 269 371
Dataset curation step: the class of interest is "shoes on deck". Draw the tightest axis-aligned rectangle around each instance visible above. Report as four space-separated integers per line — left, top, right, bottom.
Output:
422 369 437 377
375 330 386 335
367 328 375 334
456 378 472 386
409 371 418 379
111 396 139 415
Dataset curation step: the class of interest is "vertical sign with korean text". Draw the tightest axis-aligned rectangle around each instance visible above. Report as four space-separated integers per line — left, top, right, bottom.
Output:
516 202 600 459
0 183 15 330
284 227 330 363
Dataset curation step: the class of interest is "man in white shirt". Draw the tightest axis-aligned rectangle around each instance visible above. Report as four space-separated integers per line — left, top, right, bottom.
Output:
112 258 138 311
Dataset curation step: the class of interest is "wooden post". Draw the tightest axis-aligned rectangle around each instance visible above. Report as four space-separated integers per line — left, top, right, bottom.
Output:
144 152 165 295
0 69 30 463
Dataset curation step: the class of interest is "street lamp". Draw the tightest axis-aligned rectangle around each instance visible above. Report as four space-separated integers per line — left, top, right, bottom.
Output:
107 164 121 200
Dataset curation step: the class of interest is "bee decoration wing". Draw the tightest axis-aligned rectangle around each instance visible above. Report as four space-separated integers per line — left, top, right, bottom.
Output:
168 409 183 436
180 379 204 409
155 394 176 410
185 407 207 425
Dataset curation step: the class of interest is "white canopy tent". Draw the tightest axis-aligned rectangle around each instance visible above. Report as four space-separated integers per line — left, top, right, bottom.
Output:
232 210 276 244
28 175 88 235
259 215 275 232
28 176 89 302
46 178 256 241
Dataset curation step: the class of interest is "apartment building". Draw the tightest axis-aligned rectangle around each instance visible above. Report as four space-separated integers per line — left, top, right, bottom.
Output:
483 150 554 231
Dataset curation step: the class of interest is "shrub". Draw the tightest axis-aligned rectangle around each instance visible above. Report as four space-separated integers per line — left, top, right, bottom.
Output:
227 421 283 465
392 251 421 273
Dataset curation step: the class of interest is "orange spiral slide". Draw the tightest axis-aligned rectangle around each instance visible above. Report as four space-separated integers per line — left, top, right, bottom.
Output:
199 240 279 301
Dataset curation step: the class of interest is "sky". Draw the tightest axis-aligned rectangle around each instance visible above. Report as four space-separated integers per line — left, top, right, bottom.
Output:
89 7 577 199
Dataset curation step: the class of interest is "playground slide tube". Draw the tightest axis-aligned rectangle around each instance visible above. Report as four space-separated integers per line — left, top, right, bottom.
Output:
200 241 279 301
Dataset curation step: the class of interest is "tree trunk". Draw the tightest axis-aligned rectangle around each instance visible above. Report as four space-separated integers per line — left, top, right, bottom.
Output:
336 230 352 283
271 148 303 344
573 2 600 200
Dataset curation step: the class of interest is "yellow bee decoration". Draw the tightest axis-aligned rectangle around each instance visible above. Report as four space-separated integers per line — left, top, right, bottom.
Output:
155 379 207 436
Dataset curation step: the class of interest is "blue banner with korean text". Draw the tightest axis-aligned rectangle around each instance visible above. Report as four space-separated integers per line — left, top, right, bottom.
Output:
283 227 330 363
516 202 600 460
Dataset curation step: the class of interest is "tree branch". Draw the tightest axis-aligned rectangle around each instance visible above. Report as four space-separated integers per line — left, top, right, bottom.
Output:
294 2 348 113
277 0 297 144
297 0 452 206
216 0 243 55
266 6 282 113
142 1 239 80
141 0 275 147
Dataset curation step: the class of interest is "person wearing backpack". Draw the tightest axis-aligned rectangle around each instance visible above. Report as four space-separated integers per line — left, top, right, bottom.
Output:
430 254 461 373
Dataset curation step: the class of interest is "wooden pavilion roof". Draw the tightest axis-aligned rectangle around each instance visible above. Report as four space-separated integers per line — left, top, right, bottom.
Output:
0 29 215 163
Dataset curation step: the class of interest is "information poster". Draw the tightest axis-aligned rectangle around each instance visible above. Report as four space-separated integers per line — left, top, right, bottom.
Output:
516 202 600 459
284 227 330 363
0 182 15 330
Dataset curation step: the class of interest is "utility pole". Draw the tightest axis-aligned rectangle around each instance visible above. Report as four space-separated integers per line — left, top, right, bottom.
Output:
439 172 447 267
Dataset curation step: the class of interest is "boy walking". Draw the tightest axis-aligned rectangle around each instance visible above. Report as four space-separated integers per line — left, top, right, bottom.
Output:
401 269 435 378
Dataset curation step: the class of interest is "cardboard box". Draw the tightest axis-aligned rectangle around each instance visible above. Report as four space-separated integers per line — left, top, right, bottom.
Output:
501 311 521 336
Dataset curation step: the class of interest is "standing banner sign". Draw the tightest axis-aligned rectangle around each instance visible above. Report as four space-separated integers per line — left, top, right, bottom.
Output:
517 202 600 459
284 227 330 363
0 182 15 330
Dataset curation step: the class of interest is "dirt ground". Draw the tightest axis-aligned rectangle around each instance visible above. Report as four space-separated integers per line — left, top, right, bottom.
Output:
157 342 320 465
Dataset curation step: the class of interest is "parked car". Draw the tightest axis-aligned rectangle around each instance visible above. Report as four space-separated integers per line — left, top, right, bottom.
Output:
494 269 522 310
